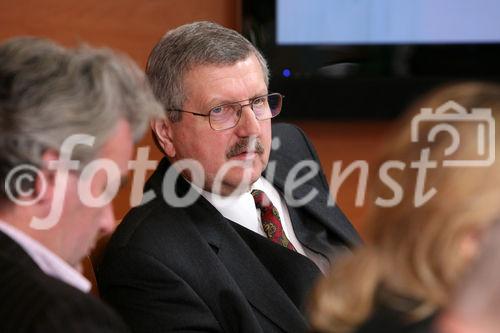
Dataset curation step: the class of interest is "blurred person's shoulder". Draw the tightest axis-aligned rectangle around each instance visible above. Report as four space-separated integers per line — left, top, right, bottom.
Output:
0 233 128 332
355 292 439 333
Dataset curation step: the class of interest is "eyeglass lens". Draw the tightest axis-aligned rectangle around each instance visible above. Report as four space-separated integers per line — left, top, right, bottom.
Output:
209 94 282 130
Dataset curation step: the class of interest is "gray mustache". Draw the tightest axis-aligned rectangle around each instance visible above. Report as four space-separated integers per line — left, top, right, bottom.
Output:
226 137 264 159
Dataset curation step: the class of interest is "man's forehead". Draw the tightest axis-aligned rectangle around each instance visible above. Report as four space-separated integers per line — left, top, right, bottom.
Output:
182 56 267 107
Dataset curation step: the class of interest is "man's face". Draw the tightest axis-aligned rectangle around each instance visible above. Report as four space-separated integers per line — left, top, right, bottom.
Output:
57 120 133 269
167 54 272 195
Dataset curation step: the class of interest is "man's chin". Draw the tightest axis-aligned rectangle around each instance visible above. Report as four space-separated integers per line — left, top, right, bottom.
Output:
213 171 261 196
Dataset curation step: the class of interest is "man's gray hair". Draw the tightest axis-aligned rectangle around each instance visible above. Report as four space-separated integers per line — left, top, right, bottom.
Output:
0 36 164 201
146 21 269 122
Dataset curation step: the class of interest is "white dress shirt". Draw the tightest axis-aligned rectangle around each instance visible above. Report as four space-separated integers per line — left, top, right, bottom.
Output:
0 220 91 292
193 177 329 273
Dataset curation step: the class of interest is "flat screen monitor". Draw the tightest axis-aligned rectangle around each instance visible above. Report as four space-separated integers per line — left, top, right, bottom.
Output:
277 0 500 45
242 0 500 119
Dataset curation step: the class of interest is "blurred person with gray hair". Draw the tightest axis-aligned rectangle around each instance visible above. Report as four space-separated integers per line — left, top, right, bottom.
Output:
0 36 163 332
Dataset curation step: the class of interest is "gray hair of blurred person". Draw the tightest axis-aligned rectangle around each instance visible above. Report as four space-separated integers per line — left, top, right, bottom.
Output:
146 21 269 122
0 36 164 202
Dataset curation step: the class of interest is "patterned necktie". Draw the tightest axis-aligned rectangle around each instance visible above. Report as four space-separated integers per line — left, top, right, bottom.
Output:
251 189 296 251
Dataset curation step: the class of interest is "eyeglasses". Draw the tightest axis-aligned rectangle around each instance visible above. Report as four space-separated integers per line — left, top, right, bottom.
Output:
168 93 283 131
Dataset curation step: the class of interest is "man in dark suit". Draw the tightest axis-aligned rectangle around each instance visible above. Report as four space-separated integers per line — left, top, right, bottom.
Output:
0 37 163 332
98 21 361 333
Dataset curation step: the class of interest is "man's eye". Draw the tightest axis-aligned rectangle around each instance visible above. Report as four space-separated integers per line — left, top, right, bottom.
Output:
211 106 223 114
253 97 266 106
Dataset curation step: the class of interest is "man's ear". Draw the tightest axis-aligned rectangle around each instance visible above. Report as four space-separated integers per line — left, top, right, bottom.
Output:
151 118 176 158
31 150 60 211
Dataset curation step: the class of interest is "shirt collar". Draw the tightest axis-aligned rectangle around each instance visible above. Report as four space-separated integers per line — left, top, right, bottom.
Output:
191 177 266 206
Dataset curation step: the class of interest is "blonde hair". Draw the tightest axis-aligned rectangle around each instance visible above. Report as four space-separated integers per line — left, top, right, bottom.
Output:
309 82 500 333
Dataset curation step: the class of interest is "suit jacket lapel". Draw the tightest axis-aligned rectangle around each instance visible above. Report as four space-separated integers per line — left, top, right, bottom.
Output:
229 221 321 310
194 196 309 333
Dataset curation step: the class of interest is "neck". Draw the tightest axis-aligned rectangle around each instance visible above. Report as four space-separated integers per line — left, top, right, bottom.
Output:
0 205 65 265
208 182 252 197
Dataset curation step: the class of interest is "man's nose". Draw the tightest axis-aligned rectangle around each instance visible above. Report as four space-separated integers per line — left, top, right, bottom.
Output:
235 104 260 136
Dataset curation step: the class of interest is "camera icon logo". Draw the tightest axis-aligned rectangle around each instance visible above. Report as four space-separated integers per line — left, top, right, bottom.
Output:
411 100 495 167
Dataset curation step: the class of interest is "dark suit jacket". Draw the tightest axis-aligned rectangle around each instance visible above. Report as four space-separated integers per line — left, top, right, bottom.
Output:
0 231 129 333
98 123 361 333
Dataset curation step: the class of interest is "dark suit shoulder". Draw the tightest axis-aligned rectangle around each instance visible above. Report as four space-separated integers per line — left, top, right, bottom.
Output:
270 122 330 188
101 195 221 293
0 248 128 332
269 122 362 247
272 122 319 160
106 195 201 253
98 201 228 333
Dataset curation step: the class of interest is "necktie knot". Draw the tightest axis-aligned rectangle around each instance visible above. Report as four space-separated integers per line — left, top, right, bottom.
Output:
251 189 296 251
251 189 272 208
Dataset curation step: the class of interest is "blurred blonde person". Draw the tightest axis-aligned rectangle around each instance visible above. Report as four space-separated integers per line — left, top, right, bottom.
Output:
309 82 500 333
